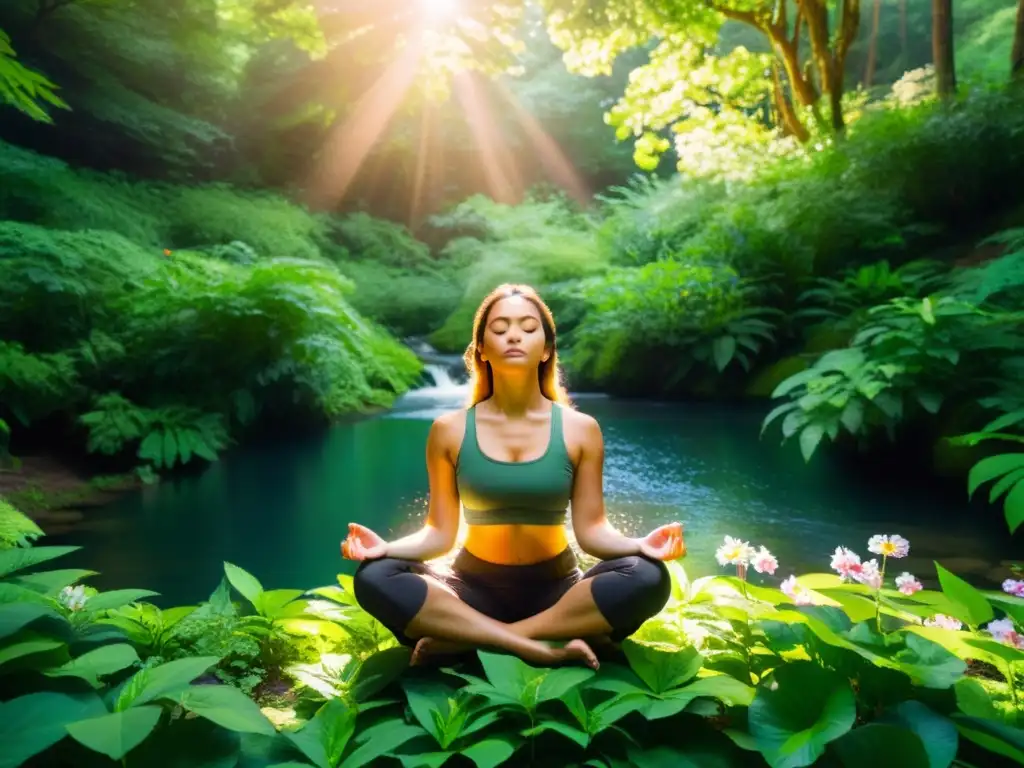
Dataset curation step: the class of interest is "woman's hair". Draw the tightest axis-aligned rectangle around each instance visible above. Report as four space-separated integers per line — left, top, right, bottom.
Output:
464 283 571 407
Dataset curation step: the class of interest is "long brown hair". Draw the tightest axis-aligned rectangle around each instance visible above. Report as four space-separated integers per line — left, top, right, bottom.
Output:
464 284 571 408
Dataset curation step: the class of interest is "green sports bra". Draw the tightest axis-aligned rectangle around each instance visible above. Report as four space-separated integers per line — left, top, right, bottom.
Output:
455 403 575 526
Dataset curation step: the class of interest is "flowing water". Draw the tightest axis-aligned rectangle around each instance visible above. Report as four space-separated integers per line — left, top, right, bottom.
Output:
50 355 1016 606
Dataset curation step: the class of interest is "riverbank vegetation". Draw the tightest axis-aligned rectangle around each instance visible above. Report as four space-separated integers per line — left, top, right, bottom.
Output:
2 501 1023 767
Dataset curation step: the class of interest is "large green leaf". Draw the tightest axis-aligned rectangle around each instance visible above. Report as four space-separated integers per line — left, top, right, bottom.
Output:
351 646 410 701
748 662 856 768
0 546 79 578
116 655 220 710
0 691 107 768
84 589 160 613
893 632 967 689
934 563 994 627
0 634 64 667
0 602 64 640
224 562 264 606
44 643 140 687
878 701 959 768
337 717 424 768
8 568 97 595
622 639 701 694
65 706 163 760
285 698 357 768
165 684 276 735
830 723 931 768
459 734 519 768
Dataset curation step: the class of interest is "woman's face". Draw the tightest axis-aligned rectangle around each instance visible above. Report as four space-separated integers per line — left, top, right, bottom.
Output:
479 295 549 372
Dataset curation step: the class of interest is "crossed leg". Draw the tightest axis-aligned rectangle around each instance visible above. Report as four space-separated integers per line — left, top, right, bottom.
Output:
353 557 599 669
354 555 670 669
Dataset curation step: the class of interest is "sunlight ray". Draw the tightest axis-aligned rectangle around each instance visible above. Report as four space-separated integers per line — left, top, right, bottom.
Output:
305 39 425 209
453 71 523 204
494 80 592 206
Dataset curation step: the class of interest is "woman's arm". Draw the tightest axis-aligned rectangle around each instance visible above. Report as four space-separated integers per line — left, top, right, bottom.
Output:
570 415 644 559
380 413 463 562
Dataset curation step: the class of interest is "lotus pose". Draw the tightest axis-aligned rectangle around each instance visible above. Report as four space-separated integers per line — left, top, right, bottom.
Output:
341 284 685 669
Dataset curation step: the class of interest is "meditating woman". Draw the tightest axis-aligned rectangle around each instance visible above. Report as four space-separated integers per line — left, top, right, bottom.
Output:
341 284 685 669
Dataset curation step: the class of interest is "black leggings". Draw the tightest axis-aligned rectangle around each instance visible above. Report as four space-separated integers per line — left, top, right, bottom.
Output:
353 547 671 646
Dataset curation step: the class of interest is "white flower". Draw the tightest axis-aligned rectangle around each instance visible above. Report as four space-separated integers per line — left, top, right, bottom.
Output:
715 536 755 567
895 572 922 596
986 618 1024 649
780 575 813 606
830 546 863 581
59 585 88 612
852 559 882 590
751 546 778 575
867 534 910 559
1001 579 1024 598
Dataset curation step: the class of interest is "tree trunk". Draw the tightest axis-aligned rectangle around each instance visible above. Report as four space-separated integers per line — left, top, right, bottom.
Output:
1013 0 1024 80
771 62 811 141
864 0 882 87
797 0 860 133
932 0 956 98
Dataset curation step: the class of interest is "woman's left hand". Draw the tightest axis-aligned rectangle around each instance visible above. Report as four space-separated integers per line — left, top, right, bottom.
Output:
637 522 686 561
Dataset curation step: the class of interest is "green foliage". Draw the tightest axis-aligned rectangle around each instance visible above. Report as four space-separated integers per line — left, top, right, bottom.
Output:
0 498 42 549
0 214 421 475
0 28 68 122
427 195 607 351
763 237 1024 530
2 504 1023 767
566 261 781 395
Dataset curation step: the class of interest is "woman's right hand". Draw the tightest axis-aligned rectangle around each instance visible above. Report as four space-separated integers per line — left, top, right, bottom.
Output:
341 523 389 561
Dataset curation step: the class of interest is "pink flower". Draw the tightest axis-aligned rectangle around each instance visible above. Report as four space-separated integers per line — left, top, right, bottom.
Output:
830 546 863 581
924 614 963 630
780 575 813 606
852 559 882 590
986 618 1024 649
895 572 922 596
867 534 910 559
716 536 755 567
1002 579 1024 598
752 546 778 575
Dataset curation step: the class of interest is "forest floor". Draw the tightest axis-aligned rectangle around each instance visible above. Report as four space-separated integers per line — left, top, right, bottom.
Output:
0 455 140 534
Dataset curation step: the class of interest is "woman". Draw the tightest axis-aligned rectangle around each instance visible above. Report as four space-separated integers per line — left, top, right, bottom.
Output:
341 284 685 669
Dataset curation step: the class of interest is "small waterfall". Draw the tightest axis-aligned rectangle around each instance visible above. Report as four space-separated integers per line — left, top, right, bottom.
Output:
390 340 468 415
421 363 463 394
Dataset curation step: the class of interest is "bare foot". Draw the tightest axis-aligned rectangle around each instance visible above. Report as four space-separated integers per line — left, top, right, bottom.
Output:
561 639 600 670
410 637 472 666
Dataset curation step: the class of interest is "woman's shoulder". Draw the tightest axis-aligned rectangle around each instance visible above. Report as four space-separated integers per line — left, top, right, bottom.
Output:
429 409 469 452
558 405 602 453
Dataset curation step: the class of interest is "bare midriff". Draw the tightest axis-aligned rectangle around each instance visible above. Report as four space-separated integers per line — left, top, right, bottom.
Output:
463 523 570 565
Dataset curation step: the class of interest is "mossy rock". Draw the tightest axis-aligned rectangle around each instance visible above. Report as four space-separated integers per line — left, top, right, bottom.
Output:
745 355 809 398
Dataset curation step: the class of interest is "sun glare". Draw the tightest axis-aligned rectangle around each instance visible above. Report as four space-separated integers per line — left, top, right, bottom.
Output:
420 0 458 18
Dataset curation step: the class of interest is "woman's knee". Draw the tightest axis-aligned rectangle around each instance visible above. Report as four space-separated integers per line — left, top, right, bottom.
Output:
352 557 428 638
589 555 672 633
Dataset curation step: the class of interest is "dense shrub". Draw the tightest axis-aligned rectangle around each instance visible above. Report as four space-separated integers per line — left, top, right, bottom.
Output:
0 221 421 476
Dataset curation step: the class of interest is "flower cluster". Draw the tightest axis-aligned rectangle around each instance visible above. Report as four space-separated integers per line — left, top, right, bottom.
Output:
714 536 777 575
59 584 88 612
829 534 915 592
985 618 1024 649
780 575 814 605
1002 579 1024 598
